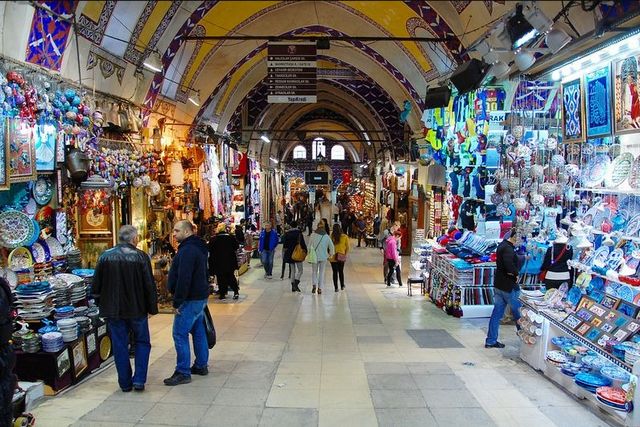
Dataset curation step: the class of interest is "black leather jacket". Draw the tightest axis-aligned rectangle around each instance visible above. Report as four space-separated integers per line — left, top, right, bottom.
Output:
93 243 158 319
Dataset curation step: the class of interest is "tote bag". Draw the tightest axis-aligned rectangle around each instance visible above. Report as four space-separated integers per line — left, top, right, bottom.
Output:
292 233 307 262
305 235 325 264
203 305 216 349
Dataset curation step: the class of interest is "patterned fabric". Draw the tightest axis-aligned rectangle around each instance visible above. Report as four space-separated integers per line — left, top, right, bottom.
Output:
124 1 182 65
586 66 613 137
451 0 505 15
562 78 584 141
76 0 116 44
25 1 78 71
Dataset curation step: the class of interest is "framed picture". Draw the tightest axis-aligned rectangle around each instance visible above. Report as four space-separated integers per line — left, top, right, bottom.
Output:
34 124 56 171
71 339 88 377
562 314 583 330
618 300 640 318
591 317 603 328
626 321 640 333
562 78 585 142
86 333 97 355
585 328 602 342
0 118 8 190
78 189 113 236
576 308 594 322
77 238 112 269
585 65 613 137
588 304 607 317
8 119 36 183
614 329 632 342
613 54 640 134
597 333 612 347
577 296 594 310
601 323 616 333
56 348 71 377
601 295 620 310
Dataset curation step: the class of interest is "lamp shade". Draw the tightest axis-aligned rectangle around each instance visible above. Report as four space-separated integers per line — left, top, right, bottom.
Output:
546 28 572 54
489 61 511 80
515 51 536 71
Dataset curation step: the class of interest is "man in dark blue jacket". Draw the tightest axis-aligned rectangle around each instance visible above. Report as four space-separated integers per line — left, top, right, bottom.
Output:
259 221 279 279
164 220 210 386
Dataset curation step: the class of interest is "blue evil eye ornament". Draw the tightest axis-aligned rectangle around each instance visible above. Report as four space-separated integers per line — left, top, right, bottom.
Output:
395 166 406 176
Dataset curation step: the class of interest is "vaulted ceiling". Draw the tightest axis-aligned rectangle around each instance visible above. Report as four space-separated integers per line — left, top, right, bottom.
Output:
8 0 640 165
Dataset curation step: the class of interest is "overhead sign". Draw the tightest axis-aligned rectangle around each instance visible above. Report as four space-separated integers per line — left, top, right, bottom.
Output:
267 42 317 104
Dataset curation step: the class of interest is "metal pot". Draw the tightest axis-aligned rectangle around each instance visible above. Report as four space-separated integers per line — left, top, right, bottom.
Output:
65 149 89 180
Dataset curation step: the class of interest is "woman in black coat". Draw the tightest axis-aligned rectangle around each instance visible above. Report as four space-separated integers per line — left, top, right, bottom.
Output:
282 221 307 292
540 235 573 290
209 223 240 299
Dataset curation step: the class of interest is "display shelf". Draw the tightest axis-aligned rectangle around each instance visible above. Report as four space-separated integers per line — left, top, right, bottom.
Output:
590 229 640 244
576 187 640 196
569 261 633 289
521 299 632 372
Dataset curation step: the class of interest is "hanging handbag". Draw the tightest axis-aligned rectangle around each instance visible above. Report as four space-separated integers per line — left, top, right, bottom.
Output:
305 235 324 264
539 245 567 282
292 233 307 262
336 253 347 262
203 305 216 349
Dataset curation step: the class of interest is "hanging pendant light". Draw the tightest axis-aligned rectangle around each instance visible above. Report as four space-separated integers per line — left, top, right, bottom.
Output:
514 51 536 71
188 90 201 107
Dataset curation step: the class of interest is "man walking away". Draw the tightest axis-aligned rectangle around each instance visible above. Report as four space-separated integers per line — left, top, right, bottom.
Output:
259 221 279 279
356 216 366 247
93 225 158 392
485 229 522 349
210 223 240 300
165 220 210 386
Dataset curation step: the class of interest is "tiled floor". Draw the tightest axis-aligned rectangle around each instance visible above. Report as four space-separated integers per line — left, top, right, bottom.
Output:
30 242 614 426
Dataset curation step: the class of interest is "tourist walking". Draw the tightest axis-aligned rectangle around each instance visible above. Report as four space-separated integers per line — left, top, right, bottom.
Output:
309 221 335 294
305 207 314 236
329 224 350 291
209 223 240 300
165 220 210 386
355 215 366 247
259 221 279 279
0 277 16 427
93 225 158 392
485 229 522 349
385 230 403 287
282 221 307 292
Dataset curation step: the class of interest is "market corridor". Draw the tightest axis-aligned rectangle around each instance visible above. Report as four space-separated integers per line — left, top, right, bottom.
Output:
31 244 609 427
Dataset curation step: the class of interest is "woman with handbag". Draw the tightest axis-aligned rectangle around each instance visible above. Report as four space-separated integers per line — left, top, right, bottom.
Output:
308 221 335 294
540 234 573 290
282 221 307 292
329 224 350 291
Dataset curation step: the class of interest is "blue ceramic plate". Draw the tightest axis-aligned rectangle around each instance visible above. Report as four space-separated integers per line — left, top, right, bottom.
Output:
575 372 612 387
71 269 95 277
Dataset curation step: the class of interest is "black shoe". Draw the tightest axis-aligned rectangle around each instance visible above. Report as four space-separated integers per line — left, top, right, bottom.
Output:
233 293 239 300
121 387 132 392
164 371 192 386
219 294 226 300
191 365 209 376
335 288 339 292
341 286 345 290
485 342 506 349
398 284 403 287
133 384 145 392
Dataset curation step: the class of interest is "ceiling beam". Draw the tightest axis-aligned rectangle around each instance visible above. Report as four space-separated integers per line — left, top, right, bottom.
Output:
185 35 451 42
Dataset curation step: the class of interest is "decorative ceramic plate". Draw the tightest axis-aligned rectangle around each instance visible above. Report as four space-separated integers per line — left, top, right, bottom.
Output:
617 285 635 302
8 247 33 269
592 246 611 268
30 242 47 263
574 372 612 387
581 155 611 188
25 220 40 247
626 214 640 237
99 335 112 361
606 153 634 187
600 366 631 383
628 155 640 189
45 237 63 257
0 210 34 248
607 248 625 270
0 268 17 288
32 176 53 205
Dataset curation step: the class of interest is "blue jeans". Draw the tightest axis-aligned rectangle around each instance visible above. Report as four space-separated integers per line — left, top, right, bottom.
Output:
173 299 209 375
107 317 151 390
486 288 522 345
261 250 275 275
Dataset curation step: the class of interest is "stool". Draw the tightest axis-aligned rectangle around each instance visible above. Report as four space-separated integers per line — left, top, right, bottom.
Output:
407 274 424 296
365 236 377 247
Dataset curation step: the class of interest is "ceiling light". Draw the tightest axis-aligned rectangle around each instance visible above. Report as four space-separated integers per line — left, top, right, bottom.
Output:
270 157 279 163
551 70 561 81
507 5 538 49
514 51 536 71
143 52 162 73
546 28 572 54
188 91 200 107
490 61 511 80
260 134 271 143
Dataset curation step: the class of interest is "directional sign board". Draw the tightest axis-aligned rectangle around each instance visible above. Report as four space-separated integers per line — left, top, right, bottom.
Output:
267 42 317 103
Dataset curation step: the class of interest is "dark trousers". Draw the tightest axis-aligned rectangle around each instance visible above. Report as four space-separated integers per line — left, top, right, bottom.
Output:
330 261 345 290
107 317 151 390
0 345 15 427
357 231 365 247
216 269 239 296
386 260 402 286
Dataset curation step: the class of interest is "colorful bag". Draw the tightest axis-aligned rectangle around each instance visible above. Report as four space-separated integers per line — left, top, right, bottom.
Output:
306 235 325 264
292 233 307 262
336 253 347 262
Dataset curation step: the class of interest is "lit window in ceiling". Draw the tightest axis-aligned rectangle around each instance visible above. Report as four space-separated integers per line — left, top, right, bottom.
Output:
330 144 345 160
293 145 307 159
312 137 326 159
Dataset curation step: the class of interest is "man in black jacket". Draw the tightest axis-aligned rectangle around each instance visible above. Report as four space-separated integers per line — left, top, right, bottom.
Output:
209 223 240 300
485 229 522 349
93 225 158 392
164 220 210 386
0 277 16 426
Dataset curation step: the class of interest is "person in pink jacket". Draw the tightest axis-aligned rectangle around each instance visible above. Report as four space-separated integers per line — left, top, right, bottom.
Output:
385 231 403 287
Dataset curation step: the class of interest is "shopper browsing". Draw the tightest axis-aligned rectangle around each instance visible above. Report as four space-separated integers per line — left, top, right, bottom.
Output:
309 221 335 294
282 221 307 292
356 215 366 247
92 226 157 392
329 224 350 291
209 223 240 300
540 233 573 290
165 220 210 386
385 230 403 287
485 229 522 349
259 221 279 279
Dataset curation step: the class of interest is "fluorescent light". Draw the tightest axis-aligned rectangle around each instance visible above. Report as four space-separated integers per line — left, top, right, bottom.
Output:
551 70 561 81
188 91 200 107
143 52 162 73
260 134 270 143
270 157 279 163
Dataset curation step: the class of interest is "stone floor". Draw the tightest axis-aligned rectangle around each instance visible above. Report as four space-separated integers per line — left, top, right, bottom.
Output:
31 242 614 426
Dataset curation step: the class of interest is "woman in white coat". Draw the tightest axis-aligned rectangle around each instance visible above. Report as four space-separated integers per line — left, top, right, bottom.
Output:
309 221 335 294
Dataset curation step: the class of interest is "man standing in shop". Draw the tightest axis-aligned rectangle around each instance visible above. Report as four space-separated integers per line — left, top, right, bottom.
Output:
259 221 279 279
165 220 210 386
485 229 522 349
93 225 158 392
